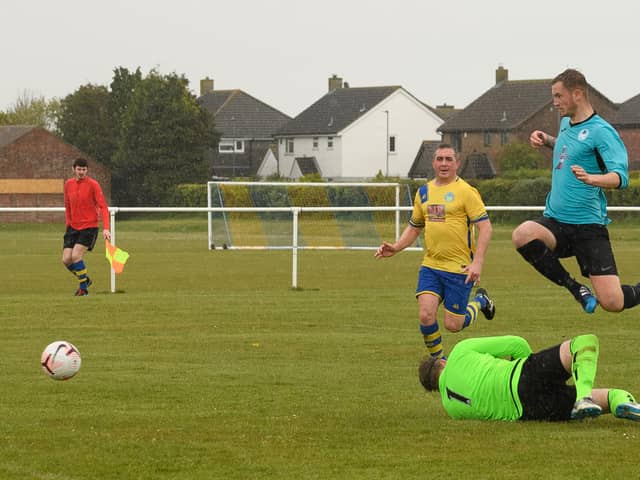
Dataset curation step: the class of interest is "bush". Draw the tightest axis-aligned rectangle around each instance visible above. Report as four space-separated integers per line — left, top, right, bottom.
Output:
497 143 547 172
169 184 207 207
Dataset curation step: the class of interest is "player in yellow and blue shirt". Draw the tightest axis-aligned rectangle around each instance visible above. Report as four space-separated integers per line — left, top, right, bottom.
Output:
375 144 495 359
513 68 640 314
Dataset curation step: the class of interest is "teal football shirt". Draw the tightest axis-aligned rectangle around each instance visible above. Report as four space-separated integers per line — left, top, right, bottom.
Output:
545 114 629 225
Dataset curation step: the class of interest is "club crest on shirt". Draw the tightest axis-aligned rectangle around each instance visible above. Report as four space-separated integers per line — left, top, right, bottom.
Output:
444 192 455 202
578 129 590 141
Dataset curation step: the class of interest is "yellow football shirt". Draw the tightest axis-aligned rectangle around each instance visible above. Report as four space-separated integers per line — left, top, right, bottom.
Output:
410 177 489 274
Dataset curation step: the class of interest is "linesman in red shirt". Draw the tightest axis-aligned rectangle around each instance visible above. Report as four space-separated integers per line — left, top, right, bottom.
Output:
62 158 111 296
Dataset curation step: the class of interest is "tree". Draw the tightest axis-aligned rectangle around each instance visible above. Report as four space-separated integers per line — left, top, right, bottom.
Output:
0 91 59 130
497 142 547 172
56 84 117 166
112 70 218 205
55 67 219 206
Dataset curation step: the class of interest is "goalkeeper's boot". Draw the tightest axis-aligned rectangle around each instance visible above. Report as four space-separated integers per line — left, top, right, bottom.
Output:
614 402 640 422
475 288 495 320
573 285 597 314
570 397 602 420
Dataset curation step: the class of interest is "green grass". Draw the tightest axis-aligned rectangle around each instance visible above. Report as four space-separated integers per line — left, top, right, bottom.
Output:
2 220 640 479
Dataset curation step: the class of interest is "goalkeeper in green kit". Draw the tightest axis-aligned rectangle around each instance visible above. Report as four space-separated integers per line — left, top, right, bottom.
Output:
419 334 640 421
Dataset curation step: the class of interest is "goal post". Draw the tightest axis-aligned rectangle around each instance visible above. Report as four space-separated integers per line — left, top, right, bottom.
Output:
206 181 411 251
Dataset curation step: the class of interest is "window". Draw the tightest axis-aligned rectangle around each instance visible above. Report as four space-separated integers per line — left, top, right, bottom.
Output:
218 141 235 153
388 135 396 153
501 131 509 145
313 137 319 150
286 138 294 154
327 136 333 149
218 139 245 153
452 134 462 152
484 132 492 146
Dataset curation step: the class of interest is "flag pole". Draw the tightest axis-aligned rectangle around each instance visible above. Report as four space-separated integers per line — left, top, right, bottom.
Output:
110 208 116 293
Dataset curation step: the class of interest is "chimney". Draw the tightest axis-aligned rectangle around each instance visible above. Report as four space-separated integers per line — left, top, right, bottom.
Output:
328 74 343 92
495 66 508 84
200 77 214 96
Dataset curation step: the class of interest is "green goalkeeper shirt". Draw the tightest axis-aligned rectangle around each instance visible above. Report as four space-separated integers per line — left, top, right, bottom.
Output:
438 336 533 420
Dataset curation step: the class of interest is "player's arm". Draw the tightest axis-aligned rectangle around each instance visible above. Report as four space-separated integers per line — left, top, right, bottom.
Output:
93 181 112 240
572 130 629 189
571 167 624 188
375 224 422 258
530 130 555 149
463 218 492 284
63 183 71 226
457 336 532 360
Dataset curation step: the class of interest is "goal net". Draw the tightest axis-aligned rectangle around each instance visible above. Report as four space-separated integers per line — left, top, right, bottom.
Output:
207 181 414 250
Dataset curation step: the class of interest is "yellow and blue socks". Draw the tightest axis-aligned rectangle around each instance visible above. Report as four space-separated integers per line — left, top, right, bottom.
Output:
420 323 443 358
69 260 89 290
462 299 482 328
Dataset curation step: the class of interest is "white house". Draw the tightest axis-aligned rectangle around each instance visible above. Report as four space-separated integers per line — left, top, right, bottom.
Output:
274 76 444 180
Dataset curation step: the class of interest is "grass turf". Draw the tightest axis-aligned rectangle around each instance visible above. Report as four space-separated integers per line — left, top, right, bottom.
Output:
1 220 639 479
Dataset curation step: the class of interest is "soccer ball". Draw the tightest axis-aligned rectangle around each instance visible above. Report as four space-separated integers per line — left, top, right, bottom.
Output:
41 341 82 380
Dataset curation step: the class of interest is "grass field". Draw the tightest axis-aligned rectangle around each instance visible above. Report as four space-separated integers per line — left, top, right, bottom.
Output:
2 219 640 479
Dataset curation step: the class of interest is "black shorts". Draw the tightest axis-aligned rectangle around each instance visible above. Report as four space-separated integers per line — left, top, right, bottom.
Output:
534 216 618 277
63 226 98 251
517 344 575 421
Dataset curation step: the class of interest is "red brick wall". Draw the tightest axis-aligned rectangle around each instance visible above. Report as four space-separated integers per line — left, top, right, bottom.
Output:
443 94 630 176
0 128 111 222
618 129 640 171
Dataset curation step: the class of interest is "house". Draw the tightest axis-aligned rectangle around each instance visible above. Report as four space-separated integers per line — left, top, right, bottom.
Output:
438 66 619 175
198 78 291 178
612 93 640 170
274 75 443 180
408 140 496 180
0 125 111 223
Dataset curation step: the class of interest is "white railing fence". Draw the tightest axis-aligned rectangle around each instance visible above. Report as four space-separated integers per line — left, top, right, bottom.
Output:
3 205 639 291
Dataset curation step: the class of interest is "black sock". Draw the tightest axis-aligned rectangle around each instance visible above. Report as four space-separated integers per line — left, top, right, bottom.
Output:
517 239 577 292
622 284 640 310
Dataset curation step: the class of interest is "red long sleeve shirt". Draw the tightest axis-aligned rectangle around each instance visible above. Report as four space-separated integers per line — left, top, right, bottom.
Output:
64 176 110 231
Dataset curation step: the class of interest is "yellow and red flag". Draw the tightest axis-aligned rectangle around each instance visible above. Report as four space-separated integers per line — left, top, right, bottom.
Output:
105 240 130 274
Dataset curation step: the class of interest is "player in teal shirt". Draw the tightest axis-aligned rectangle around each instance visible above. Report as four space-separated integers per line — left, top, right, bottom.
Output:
419 334 640 422
513 68 640 314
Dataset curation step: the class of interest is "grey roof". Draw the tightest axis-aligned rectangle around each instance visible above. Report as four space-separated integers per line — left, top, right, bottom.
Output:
614 93 640 126
198 90 291 138
277 86 401 136
294 156 320 176
408 140 439 178
460 152 496 179
0 125 35 149
439 80 552 132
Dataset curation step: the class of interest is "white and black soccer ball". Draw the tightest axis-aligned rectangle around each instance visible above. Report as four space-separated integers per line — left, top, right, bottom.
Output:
41 341 82 380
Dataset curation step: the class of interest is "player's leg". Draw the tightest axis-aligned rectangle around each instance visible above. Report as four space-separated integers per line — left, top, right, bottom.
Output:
561 335 602 419
513 219 596 313
590 275 624 311
607 389 640 421
590 388 640 421
416 267 445 358
441 273 492 331
70 243 90 295
70 228 98 295
418 294 443 358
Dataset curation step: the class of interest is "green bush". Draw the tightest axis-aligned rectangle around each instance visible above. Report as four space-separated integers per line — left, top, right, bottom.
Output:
169 183 207 207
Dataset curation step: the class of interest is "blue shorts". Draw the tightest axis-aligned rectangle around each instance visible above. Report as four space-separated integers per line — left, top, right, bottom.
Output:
416 266 473 316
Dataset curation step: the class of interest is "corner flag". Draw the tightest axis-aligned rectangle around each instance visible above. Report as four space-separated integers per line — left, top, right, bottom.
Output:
105 240 130 274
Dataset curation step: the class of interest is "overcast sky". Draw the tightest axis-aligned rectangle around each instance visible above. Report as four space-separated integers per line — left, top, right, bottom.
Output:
2 0 638 118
